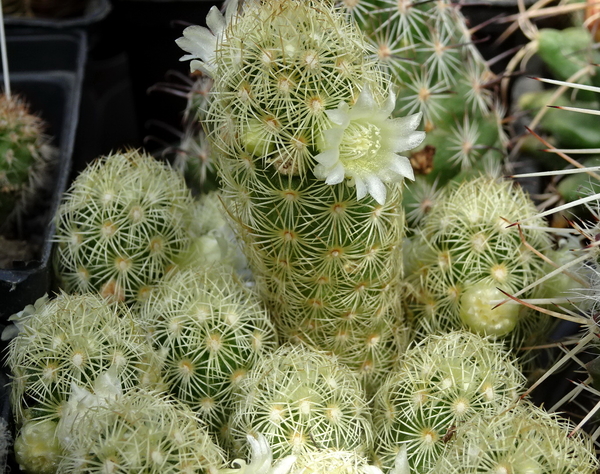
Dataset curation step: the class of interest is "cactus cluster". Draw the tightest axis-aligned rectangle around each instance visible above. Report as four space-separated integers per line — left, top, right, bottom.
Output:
0 94 55 226
53 150 195 305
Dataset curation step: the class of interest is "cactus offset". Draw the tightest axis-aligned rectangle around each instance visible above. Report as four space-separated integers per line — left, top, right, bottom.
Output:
53 150 195 304
434 402 598 474
227 343 373 461
6 292 162 427
140 264 277 436
372 330 525 473
177 0 424 389
57 388 225 474
404 176 553 350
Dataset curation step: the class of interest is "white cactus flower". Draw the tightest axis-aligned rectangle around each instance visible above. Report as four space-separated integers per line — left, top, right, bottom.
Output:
176 0 239 77
226 434 296 474
314 84 425 205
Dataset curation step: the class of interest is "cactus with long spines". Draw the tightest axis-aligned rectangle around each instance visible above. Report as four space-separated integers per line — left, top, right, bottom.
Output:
372 330 526 473
53 150 195 305
177 0 425 390
404 176 553 350
0 94 55 226
140 264 277 436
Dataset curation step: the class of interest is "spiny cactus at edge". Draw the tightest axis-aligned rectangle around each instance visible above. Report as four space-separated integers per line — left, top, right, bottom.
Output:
0 93 56 226
404 176 553 351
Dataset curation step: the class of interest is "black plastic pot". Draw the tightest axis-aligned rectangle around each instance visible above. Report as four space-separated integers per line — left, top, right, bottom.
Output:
3 0 111 29
0 31 86 320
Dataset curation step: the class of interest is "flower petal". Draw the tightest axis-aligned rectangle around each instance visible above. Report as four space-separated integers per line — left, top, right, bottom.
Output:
176 25 216 60
380 89 396 117
326 103 351 127
389 155 415 181
352 84 376 116
325 162 346 185
354 176 367 200
206 5 226 35
314 148 340 167
365 174 386 205
272 455 297 474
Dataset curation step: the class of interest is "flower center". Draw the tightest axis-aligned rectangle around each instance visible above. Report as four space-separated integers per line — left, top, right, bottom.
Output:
340 122 382 162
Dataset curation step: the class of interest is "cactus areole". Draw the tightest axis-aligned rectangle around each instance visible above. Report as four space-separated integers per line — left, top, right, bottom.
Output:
177 0 425 384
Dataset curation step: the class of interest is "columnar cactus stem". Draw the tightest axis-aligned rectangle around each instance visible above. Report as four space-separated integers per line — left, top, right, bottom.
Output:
177 0 424 389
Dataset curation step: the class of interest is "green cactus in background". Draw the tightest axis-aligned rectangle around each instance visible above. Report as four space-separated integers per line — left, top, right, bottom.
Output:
335 0 507 223
140 264 277 436
404 176 553 350
57 388 226 474
53 150 195 304
0 94 55 226
6 292 162 427
227 343 373 461
371 330 525 473
177 0 424 389
433 401 599 474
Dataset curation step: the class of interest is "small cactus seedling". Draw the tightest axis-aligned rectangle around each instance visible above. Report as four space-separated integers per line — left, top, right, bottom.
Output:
0 93 55 226
433 401 599 474
227 343 373 461
6 291 162 427
140 264 277 435
57 388 226 474
404 176 553 350
371 330 526 473
53 149 195 304
178 0 424 390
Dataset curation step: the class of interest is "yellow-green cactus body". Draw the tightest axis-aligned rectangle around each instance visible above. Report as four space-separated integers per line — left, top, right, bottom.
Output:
372 331 525 473
178 0 424 389
434 402 599 474
6 292 162 427
140 264 277 436
227 343 373 462
53 150 194 305
405 177 553 350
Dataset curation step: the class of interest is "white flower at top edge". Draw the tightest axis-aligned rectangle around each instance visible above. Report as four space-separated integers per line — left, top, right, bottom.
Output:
175 0 239 77
314 84 425 206
224 434 296 474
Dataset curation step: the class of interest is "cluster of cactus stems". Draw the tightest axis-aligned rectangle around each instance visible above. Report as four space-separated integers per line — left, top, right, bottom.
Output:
0 93 56 228
4 0 600 473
